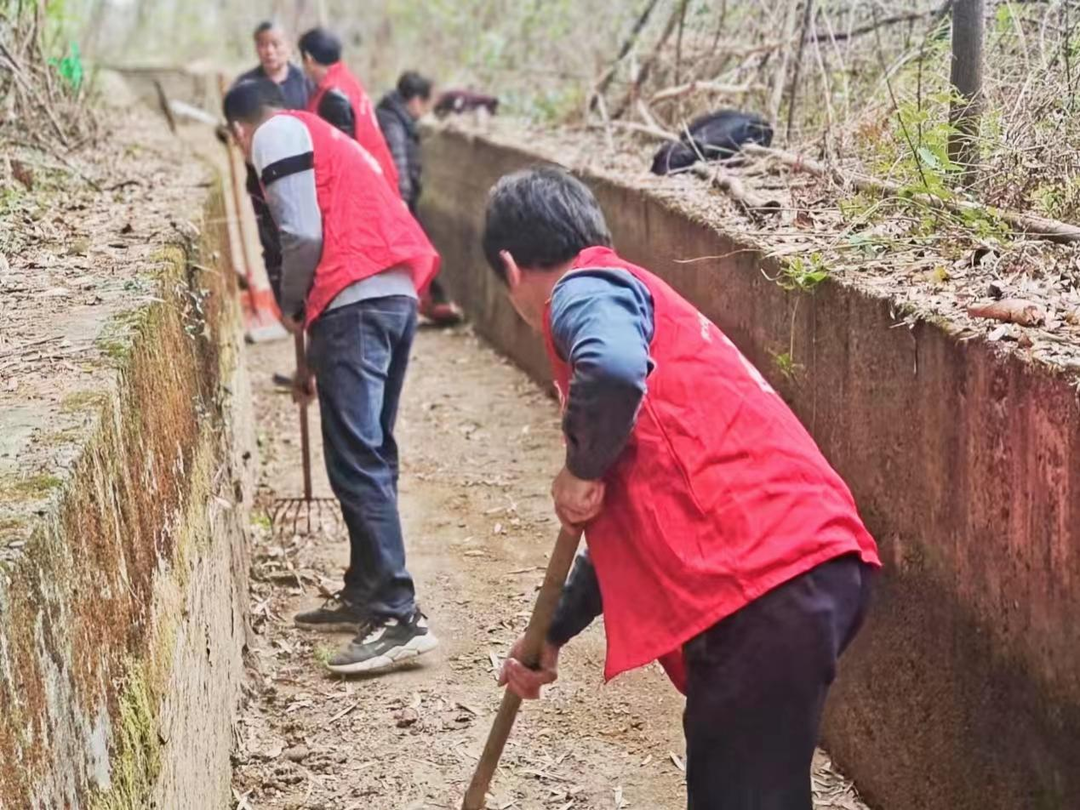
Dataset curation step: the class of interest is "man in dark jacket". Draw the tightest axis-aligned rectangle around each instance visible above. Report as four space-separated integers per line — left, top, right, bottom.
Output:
376 71 462 326
233 20 312 303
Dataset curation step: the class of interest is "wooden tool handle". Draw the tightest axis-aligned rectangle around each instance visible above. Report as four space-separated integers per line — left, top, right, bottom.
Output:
216 72 257 311
294 332 313 501
462 526 583 810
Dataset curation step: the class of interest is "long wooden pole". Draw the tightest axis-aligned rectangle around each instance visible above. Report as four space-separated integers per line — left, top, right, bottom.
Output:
216 72 257 314
462 527 583 810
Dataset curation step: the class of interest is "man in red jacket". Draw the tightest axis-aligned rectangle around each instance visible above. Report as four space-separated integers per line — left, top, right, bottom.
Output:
297 27 400 194
223 79 440 675
482 167 880 809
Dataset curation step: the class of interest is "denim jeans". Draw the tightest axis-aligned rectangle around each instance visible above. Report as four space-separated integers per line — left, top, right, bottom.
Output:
683 554 874 810
306 295 418 619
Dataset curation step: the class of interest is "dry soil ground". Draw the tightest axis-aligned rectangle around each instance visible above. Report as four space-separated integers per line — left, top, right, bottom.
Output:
230 323 869 810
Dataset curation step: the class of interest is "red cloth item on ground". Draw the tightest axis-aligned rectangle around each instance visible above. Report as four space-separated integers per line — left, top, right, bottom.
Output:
275 111 439 327
542 247 880 692
307 62 400 193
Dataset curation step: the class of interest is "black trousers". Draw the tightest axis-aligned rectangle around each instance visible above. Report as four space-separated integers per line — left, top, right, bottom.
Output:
408 204 449 305
683 554 873 810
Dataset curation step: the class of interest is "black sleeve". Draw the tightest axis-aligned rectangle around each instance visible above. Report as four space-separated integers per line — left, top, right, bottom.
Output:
317 88 355 139
547 550 603 647
377 112 412 201
244 163 283 302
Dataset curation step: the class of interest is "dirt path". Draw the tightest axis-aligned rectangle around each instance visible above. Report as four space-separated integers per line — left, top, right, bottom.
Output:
232 324 869 810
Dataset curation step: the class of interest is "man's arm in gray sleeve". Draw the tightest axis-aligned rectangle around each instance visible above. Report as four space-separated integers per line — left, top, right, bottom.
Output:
251 115 324 320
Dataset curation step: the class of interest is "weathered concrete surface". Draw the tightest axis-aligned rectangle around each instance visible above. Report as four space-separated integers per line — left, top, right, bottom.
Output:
0 152 254 806
420 129 1080 810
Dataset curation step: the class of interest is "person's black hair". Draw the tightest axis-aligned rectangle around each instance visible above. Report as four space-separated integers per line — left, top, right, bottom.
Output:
223 78 286 124
253 20 280 38
397 71 433 102
298 27 342 66
482 166 612 281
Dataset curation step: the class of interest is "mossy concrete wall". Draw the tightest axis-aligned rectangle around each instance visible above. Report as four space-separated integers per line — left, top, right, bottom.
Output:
0 184 254 808
420 129 1080 810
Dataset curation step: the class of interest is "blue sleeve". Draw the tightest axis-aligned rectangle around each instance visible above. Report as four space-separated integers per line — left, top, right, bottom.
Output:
549 269 654 481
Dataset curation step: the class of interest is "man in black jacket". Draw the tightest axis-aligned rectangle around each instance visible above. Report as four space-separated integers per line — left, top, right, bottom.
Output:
377 71 462 326
233 21 312 304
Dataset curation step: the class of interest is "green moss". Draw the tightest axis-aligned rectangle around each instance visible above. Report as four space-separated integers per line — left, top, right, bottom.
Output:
250 510 271 532
0 517 25 534
0 474 63 501
89 662 161 810
60 390 108 415
313 642 336 667
38 426 85 447
94 307 157 365
1 178 248 806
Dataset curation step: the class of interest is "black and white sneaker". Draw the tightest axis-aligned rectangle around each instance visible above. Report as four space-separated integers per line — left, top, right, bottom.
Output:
294 592 367 633
325 610 439 675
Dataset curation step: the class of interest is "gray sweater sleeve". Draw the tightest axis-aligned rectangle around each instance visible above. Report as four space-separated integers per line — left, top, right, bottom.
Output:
251 116 324 320
549 269 655 481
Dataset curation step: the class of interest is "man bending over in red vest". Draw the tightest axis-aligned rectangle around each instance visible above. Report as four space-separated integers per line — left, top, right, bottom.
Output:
482 167 881 809
298 27 401 195
223 79 440 675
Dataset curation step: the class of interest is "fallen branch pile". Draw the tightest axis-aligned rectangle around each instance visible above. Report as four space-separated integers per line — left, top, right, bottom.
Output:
740 143 1080 244
0 2 97 157
585 108 1080 247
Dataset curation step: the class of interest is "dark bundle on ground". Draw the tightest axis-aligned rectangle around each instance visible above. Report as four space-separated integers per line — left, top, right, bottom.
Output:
650 109 772 175
434 90 499 118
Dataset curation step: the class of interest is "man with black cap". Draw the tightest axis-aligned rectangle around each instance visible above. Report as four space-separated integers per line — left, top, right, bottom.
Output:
223 78 441 675
297 26 399 193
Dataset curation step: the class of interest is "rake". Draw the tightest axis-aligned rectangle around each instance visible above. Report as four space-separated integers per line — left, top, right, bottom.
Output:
270 333 339 538
463 525 583 809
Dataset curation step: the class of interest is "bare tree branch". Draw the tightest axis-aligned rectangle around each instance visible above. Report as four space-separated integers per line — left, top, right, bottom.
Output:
612 0 691 119
590 0 664 111
649 80 756 104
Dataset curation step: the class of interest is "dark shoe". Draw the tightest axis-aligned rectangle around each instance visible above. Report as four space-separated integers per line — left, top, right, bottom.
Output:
325 610 439 674
294 592 367 633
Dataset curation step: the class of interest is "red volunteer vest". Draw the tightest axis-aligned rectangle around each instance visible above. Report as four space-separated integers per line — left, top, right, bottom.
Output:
275 111 439 326
307 62 400 193
543 247 880 693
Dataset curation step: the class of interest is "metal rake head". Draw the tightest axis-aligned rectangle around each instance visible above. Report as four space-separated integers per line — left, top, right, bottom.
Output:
269 496 341 538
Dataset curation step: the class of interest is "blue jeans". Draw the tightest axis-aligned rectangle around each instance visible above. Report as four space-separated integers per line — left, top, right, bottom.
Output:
307 296 418 619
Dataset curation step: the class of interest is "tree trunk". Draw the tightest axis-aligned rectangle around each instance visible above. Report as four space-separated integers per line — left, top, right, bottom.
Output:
785 0 815 141
768 0 801 130
948 0 984 187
